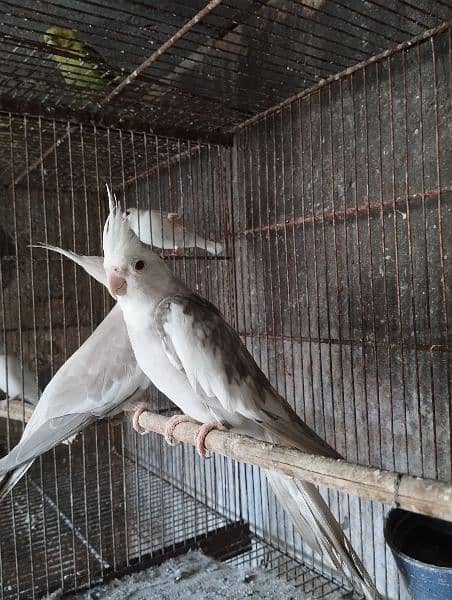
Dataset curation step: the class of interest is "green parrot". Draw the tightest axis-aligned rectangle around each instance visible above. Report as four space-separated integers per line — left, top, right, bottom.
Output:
43 26 115 92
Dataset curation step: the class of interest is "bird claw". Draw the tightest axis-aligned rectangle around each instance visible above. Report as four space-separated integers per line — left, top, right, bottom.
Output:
132 403 150 435
164 414 194 446
196 422 227 458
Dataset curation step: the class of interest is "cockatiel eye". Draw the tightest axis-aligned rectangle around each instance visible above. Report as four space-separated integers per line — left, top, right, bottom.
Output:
134 260 145 271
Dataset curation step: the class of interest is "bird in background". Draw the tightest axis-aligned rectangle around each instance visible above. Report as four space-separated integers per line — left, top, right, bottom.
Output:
101 190 381 599
0 249 152 501
0 348 40 408
43 26 116 92
126 207 223 256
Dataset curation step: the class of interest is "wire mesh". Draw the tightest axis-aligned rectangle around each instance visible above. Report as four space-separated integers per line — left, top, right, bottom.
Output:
0 5 450 600
0 1 450 139
232 22 451 599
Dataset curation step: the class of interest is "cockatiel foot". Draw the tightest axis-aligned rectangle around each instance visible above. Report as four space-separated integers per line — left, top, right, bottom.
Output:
131 403 151 435
196 422 227 458
164 414 195 445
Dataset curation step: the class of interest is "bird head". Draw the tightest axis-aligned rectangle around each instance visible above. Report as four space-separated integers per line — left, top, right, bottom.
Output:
103 187 159 300
43 26 77 50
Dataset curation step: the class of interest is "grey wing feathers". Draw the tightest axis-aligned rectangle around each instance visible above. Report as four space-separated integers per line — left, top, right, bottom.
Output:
0 305 150 500
154 294 337 457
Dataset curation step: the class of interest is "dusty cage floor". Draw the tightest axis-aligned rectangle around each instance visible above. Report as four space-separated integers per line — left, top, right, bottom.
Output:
73 550 335 600
0 422 350 600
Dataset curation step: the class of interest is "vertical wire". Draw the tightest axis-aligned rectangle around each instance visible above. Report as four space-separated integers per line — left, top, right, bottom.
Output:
37 115 52 595
268 113 289 553
288 99 309 559
79 122 93 588
195 142 215 537
165 136 178 551
129 129 143 563
143 132 155 556
66 121 80 589
278 107 299 555
387 57 406 478
430 35 451 478
348 73 369 577
51 117 68 590
105 126 118 573
248 126 268 541
92 124 107 576
254 120 273 543
306 93 329 576
0 158 16 600
416 46 436 476
360 68 378 581
177 139 190 541
296 101 317 569
7 113 25 598
326 80 350 586
317 88 349 581
228 136 244 526
236 134 253 532
206 143 219 531
402 53 423 473
154 135 167 551
338 76 359 589
22 114 38 599
242 129 261 541
117 129 130 568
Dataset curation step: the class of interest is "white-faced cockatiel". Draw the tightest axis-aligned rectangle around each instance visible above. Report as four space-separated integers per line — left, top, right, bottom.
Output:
0 252 151 501
126 207 223 256
101 192 381 599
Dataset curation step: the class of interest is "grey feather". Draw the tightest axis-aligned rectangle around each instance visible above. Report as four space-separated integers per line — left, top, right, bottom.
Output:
0 303 150 501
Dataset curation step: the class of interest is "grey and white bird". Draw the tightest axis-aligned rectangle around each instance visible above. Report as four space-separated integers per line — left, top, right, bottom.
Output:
101 197 381 599
0 250 151 500
125 207 223 256
0 348 40 407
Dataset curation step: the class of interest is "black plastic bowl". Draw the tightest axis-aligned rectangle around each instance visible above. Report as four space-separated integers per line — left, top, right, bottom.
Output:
384 509 452 599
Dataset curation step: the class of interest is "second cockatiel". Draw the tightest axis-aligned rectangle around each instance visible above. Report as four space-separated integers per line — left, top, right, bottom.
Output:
43 26 116 91
125 208 223 256
0 254 151 501
102 197 380 599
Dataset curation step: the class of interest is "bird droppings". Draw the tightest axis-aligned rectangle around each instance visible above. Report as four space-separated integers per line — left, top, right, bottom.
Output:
73 551 309 600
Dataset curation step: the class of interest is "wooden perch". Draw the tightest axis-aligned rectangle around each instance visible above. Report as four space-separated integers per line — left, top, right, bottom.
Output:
138 410 452 522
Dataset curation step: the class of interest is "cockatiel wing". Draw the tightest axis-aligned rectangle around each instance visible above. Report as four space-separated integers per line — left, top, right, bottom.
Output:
0 304 149 500
154 294 334 456
154 293 380 600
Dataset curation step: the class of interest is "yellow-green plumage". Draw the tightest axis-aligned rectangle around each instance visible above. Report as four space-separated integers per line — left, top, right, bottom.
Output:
43 26 110 92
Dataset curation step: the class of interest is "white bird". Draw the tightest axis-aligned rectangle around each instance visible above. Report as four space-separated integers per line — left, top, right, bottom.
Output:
0 348 40 406
125 207 223 256
0 249 151 500
101 195 381 599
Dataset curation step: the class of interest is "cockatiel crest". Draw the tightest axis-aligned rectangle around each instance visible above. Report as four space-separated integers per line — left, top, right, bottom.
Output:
103 185 143 268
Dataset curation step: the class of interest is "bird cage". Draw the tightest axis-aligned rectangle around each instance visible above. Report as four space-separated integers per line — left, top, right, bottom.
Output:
0 2 450 599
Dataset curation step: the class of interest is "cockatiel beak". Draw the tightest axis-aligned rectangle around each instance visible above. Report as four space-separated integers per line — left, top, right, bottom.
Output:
106 268 127 299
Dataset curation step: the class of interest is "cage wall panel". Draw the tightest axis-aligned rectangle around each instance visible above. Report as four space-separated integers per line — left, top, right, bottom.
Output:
232 27 450 600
